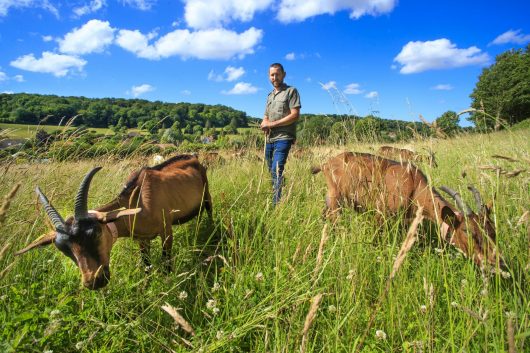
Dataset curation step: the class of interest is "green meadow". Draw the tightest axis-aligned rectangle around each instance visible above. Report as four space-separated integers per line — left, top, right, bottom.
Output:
0 123 117 140
0 128 528 352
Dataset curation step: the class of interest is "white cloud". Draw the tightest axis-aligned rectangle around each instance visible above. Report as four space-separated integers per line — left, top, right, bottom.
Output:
431 84 453 91
10 51 86 77
42 35 54 42
73 0 106 17
2 91 14 94
285 52 295 61
222 82 258 95
365 91 378 98
59 20 115 55
122 0 156 11
116 27 263 60
320 81 337 90
209 66 245 81
0 71 25 82
181 89 191 95
344 83 363 94
393 38 490 74
0 0 59 17
131 83 154 97
491 29 530 45
277 0 397 23
184 0 273 29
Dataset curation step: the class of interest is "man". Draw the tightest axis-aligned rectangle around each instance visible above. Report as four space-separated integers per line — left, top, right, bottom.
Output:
260 63 301 205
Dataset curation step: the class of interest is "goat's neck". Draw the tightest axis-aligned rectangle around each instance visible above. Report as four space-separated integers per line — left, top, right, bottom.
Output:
96 199 133 239
414 185 452 225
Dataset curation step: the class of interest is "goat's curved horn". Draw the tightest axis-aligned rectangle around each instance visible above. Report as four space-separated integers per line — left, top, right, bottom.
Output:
440 186 473 216
467 185 483 211
36 187 65 231
74 167 102 220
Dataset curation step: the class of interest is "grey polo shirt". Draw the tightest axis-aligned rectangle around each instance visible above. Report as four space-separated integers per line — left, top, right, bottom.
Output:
264 83 301 142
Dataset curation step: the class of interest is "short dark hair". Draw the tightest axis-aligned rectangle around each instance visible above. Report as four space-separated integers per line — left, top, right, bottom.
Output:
269 63 285 73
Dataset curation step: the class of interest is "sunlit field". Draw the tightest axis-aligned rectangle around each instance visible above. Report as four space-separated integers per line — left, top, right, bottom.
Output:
0 128 528 352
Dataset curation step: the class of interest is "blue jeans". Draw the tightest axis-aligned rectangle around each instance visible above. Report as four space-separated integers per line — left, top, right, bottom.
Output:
265 139 293 205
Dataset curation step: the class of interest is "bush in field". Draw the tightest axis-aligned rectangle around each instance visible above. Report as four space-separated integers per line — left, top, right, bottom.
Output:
470 44 530 130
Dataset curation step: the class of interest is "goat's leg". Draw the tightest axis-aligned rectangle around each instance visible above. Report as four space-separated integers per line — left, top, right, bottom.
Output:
139 240 152 273
324 193 341 222
204 189 213 220
161 233 173 274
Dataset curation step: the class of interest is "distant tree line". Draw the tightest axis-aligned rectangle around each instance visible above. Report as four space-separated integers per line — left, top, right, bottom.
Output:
0 93 250 131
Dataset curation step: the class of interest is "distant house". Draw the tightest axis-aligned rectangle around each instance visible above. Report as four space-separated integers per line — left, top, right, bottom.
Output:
0 138 27 149
126 131 142 138
201 136 215 144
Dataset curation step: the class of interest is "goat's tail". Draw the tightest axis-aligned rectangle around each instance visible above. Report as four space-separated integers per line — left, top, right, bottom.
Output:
310 166 322 174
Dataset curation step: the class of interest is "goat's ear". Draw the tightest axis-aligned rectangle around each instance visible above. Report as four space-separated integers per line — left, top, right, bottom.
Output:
15 231 56 255
441 206 459 227
89 208 141 223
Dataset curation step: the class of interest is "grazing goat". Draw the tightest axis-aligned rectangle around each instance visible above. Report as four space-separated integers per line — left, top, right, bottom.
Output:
16 155 212 290
199 151 225 168
311 152 504 269
378 145 438 168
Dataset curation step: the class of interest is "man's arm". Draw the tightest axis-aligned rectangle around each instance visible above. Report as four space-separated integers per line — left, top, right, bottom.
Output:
261 107 300 129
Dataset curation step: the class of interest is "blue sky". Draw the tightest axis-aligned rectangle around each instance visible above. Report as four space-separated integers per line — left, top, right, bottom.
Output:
1 1 529 126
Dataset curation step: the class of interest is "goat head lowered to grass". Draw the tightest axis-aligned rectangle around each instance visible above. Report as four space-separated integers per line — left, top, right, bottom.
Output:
16 154 213 289
312 152 505 270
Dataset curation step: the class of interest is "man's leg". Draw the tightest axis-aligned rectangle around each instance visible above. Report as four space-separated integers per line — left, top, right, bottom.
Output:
271 139 293 205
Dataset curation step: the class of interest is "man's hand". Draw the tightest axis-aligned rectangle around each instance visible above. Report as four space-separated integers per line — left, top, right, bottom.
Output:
260 118 272 134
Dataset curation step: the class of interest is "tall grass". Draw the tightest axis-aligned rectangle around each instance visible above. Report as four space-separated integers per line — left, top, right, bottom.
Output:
0 128 528 352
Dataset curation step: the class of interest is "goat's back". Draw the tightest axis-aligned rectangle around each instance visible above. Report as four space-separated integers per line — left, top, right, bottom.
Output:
320 152 425 213
122 155 209 227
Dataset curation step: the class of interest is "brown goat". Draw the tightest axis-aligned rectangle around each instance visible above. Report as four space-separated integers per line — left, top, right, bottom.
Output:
16 155 212 289
199 151 225 168
311 152 503 269
378 145 438 168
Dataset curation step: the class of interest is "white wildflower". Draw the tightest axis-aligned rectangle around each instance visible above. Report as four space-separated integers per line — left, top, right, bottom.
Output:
212 282 220 292
75 341 84 350
434 248 444 255
206 299 217 310
419 304 427 313
212 307 220 315
328 305 337 313
346 270 355 280
216 330 224 340
505 311 516 319
451 301 458 308
375 330 387 340
500 271 511 279
50 309 61 318
178 291 188 300
255 272 264 282
43 350 53 353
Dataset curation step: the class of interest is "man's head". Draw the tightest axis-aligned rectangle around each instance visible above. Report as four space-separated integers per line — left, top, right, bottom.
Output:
269 63 286 89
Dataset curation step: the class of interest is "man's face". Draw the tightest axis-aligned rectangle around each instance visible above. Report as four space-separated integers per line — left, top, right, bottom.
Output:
269 67 285 89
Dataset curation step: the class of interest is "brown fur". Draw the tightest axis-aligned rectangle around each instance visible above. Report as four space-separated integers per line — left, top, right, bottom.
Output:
312 152 503 269
17 155 212 289
378 145 438 168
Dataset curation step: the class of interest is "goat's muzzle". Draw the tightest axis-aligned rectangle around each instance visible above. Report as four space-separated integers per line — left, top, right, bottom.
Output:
83 266 110 290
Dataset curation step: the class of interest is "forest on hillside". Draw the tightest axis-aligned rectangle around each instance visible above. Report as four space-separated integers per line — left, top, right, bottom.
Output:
0 93 251 131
